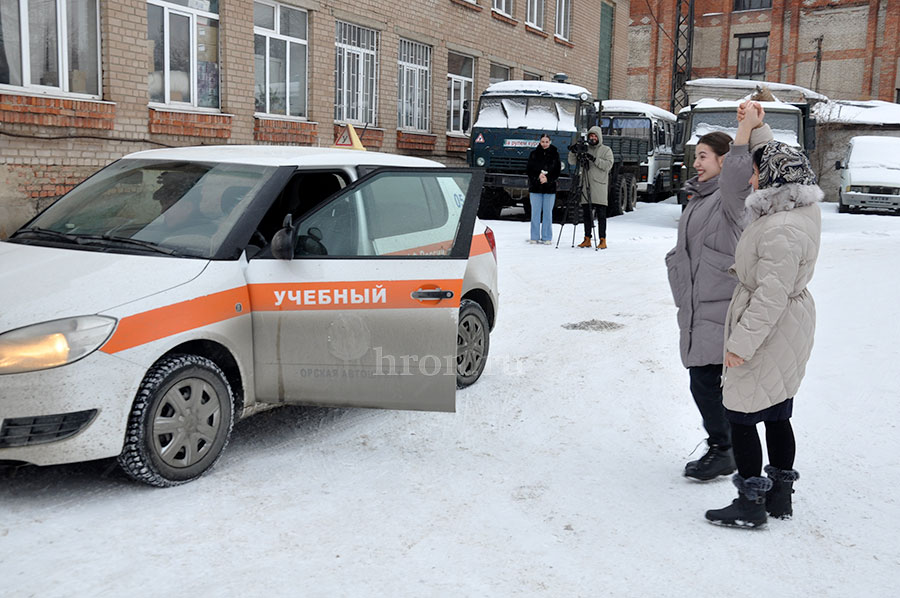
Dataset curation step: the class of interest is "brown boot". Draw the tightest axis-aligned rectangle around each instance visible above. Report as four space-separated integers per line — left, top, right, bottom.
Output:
577 236 592 248
598 237 607 249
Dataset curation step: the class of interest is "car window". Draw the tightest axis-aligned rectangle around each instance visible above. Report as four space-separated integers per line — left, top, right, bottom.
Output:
294 171 472 258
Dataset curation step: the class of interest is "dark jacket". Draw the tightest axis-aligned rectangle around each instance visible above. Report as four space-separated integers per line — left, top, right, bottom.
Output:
526 143 562 194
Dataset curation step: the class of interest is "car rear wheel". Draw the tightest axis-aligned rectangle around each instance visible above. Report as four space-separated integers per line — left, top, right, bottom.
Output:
457 299 490 388
838 191 849 213
118 354 234 487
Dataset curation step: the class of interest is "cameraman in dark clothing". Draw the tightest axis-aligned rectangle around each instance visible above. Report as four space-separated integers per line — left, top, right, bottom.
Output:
568 126 614 249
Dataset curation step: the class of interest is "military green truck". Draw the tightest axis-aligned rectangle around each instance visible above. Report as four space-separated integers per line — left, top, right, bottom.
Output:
672 79 821 205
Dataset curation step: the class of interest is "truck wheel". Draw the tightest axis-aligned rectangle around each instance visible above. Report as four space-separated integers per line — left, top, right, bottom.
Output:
610 177 627 217
625 175 637 212
457 299 490 388
477 188 503 220
118 354 234 487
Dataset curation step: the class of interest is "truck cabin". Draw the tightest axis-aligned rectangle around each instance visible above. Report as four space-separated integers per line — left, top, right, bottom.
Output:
468 80 596 179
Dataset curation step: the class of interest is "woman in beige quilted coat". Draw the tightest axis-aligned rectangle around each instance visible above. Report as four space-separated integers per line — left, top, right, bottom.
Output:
705 117 823 529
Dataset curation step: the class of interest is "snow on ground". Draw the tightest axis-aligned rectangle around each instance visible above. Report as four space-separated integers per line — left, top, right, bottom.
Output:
2 200 898 597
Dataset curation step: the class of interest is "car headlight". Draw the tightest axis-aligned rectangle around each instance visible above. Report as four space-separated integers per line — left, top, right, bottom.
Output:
476 157 486 166
849 185 867 193
0 316 117 375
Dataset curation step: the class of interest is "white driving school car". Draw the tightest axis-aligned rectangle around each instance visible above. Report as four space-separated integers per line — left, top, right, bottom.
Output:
0 146 498 486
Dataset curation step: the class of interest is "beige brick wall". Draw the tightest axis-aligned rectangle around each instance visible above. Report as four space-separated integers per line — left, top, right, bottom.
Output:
0 0 628 235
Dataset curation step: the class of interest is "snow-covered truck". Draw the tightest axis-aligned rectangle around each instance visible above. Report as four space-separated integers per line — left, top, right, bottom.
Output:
672 79 820 206
466 78 648 218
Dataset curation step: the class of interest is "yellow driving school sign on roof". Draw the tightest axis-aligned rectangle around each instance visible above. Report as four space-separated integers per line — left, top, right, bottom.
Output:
332 123 366 151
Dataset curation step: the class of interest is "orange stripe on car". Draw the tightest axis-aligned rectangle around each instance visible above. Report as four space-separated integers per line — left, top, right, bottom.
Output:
101 279 463 354
470 233 492 256
101 287 251 354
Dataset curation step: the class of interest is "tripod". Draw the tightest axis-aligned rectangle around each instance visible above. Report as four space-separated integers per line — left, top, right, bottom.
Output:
556 151 599 250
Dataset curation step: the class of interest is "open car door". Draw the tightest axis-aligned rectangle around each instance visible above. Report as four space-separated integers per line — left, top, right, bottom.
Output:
246 167 483 412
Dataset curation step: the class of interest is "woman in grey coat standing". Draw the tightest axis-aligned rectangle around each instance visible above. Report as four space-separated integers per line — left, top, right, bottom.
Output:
666 102 772 481
705 136 823 529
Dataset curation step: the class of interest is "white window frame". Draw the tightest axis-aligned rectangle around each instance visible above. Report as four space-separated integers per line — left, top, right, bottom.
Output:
555 0 571 40
447 52 473 135
147 0 221 110
492 0 514 17
253 0 308 118
0 0 101 98
334 20 379 126
397 39 431 133
526 0 543 29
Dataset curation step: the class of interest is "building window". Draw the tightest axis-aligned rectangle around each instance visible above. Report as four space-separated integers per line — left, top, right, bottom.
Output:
736 34 768 81
526 1 543 28
334 20 379 125
523 71 541 81
555 0 571 40
253 1 307 117
493 0 514 16
0 0 100 96
734 0 772 10
489 63 509 85
148 0 220 108
447 51 473 134
397 39 431 132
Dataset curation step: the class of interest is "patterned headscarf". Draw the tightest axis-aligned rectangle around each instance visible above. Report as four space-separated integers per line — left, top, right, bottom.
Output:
756 141 817 189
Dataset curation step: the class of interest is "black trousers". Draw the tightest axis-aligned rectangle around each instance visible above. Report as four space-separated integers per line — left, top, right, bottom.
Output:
582 203 607 238
731 419 796 479
689 364 731 449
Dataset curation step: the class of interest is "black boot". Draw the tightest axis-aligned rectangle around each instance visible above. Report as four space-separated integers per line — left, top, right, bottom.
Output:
765 465 800 519
705 474 773 529
684 444 736 481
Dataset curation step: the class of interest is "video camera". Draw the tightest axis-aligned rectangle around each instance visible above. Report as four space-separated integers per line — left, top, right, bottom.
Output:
567 137 590 154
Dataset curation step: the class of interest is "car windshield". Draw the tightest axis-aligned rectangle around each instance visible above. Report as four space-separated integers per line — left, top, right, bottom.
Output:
688 110 801 146
18 159 278 258
473 96 579 131
601 116 651 140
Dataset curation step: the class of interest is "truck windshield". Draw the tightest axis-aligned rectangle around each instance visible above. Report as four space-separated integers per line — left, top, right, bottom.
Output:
474 96 579 131
689 110 801 146
601 116 651 140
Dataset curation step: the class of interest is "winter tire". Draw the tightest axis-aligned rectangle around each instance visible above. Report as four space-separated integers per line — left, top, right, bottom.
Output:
838 191 849 214
625 174 637 212
457 299 490 388
118 354 234 487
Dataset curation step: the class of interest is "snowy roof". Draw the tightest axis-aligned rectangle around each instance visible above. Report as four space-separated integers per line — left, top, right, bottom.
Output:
685 78 828 102
481 80 591 100
123 145 442 168
812 100 900 126
601 100 676 122
690 98 801 113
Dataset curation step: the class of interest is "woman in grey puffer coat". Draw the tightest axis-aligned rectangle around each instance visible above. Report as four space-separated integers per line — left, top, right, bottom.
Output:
705 132 823 530
665 103 773 481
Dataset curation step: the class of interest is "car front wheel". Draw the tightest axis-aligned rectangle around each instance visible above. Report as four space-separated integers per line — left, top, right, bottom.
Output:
118 354 234 487
457 299 490 388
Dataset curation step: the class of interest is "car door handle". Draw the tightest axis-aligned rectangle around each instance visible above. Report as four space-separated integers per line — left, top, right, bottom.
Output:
411 288 454 301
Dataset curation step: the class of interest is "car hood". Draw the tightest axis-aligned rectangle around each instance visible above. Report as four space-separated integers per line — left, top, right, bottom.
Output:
0 241 208 332
845 166 900 189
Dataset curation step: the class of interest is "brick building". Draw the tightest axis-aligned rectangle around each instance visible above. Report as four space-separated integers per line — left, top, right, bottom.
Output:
0 0 630 237
628 0 900 109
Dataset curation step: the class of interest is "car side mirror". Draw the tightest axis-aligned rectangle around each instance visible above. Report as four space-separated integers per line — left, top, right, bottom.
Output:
271 214 295 260
834 160 843 170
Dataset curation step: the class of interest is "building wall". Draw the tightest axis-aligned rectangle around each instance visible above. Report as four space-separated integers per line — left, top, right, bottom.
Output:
627 0 900 110
0 0 629 237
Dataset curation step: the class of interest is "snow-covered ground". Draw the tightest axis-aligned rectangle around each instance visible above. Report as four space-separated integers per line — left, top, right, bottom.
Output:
2 200 898 597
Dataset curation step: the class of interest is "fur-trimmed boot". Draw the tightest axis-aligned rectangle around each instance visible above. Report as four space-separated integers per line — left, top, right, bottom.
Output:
765 465 800 519
705 474 773 529
577 236 592 248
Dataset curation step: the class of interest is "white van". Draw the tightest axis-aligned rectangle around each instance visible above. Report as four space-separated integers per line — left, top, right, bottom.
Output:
0 146 499 486
836 135 900 213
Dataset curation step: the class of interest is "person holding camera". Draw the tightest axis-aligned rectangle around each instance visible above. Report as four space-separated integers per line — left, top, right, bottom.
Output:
665 100 774 482
568 126 614 249
526 133 562 244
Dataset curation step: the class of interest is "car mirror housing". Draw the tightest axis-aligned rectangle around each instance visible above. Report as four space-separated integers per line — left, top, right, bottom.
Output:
834 160 843 170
